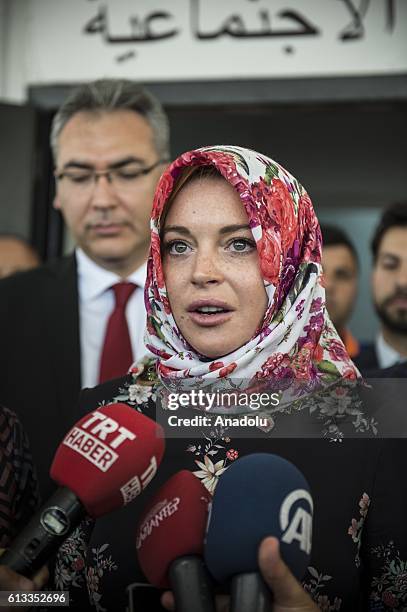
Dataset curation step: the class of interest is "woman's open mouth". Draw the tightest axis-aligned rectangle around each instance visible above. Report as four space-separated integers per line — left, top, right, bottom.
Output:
187 300 234 327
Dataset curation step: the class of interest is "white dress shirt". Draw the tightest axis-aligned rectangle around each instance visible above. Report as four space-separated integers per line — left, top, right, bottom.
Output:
375 333 407 369
76 248 149 389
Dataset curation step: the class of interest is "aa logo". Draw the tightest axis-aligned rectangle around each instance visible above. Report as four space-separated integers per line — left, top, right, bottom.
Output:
280 489 313 554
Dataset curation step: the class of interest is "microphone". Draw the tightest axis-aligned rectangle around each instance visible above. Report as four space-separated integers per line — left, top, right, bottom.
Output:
204 453 313 612
2 403 165 577
136 470 215 612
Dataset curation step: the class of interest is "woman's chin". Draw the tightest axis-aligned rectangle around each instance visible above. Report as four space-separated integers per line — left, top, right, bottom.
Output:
189 342 241 361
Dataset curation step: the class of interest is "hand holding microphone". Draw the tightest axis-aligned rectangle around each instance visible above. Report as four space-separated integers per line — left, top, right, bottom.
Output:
161 544 318 612
257 537 318 612
160 454 318 612
204 453 314 612
2 403 164 577
161 540 318 612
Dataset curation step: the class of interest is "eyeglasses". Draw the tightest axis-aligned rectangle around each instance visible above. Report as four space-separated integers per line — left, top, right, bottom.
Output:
54 159 168 190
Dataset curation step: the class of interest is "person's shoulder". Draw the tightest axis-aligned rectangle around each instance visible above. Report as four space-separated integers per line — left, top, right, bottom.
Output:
353 342 378 371
0 254 76 293
364 362 407 378
0 404 34 465
78 358 158 415
0 403 20 436
79 375 132 412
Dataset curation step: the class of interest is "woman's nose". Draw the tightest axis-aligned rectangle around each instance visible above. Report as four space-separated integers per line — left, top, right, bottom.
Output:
191 251 224 286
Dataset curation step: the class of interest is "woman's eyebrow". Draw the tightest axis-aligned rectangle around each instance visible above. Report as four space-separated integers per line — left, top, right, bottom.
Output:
162 225 191 237
219 224 251 235
162 223 250 237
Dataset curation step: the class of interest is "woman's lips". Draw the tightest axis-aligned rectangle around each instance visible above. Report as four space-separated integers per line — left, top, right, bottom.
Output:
187 310 234 327
187 300 234 327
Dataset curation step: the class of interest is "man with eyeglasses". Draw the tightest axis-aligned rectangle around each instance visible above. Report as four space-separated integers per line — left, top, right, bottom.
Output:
0 79 170 497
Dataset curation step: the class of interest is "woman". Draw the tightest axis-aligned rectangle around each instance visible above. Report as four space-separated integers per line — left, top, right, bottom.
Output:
55 146 407 611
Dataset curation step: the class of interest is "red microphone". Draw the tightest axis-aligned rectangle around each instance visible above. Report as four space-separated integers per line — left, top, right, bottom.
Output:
2 403 164 576
136 470 215 612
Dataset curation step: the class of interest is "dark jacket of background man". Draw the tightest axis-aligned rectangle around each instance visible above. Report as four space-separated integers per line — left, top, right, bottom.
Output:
0 79 170 497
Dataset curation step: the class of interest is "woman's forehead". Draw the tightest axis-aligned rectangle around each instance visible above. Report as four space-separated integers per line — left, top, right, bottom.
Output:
164 174 248 225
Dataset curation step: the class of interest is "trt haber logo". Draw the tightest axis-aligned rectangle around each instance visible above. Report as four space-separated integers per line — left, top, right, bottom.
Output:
63 410 136 472
120 456 158 504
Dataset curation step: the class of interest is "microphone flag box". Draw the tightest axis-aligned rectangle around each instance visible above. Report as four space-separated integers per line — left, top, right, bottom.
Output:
51 403 165 517
136 470 212 588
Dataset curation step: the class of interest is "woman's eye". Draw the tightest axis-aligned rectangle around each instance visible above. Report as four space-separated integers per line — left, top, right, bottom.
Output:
229 238 255 252
167 241 190 255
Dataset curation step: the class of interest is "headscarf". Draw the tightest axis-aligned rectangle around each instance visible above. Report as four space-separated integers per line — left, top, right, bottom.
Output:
144 145 359 391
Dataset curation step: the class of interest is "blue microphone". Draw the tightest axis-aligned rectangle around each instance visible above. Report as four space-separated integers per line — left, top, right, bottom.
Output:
204 453 313 612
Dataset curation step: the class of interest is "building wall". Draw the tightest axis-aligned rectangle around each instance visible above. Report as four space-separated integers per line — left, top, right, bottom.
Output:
0 0 6 98
0 0 406 341
1 0 407 102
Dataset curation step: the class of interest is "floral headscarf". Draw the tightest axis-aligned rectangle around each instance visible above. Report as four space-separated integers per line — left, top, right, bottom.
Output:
144 145 359 390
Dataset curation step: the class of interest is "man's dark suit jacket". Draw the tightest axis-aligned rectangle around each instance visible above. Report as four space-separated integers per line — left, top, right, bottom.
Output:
353 342 379 373
355 343 407 377
0 255 81 498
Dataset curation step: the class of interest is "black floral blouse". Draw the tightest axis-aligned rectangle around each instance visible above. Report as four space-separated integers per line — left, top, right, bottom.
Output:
53 363 407 611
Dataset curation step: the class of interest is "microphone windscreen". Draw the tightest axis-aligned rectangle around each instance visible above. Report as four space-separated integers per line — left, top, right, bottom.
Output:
50 403 165 517
136 470 212 588
204 453 313 583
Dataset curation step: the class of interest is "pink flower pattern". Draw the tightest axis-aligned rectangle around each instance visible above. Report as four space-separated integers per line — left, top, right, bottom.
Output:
140 145 360 393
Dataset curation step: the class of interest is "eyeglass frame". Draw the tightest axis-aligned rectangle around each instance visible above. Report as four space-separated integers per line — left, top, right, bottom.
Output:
54 158 169 186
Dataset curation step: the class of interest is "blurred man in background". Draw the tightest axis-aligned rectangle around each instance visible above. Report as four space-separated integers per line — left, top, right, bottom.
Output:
0 234 40 279
356 202 407 372
321 224 360 359
0 79 170 496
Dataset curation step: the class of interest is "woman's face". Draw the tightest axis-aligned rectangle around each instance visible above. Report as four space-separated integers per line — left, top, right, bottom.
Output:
162 176 268 359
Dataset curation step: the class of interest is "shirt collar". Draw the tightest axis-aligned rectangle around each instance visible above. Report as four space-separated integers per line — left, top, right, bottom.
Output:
375 332 406 369
76 248 147 301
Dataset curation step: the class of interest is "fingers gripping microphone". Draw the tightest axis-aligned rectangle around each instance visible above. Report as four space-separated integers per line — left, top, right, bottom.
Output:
204 453 313 612
136 470 215 612
2 403 165 577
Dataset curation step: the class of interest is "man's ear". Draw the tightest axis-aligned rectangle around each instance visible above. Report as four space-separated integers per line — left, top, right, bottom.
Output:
53 194 61 210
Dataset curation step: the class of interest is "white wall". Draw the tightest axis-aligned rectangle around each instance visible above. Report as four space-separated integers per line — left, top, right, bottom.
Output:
1 0 407 103
1 0 30 102
0 0 6 98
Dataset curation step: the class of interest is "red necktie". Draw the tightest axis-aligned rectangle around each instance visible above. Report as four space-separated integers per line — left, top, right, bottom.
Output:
98 282 137 383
